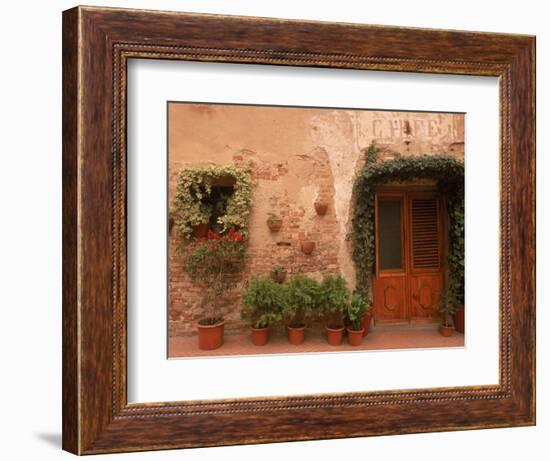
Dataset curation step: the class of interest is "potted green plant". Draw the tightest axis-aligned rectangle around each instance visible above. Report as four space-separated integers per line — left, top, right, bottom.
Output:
267 213 283 232
283 275 321 345
184 229 246 350
319 274 350 346
346 293 368 346
360 301 375 337
438 283 458 337
241 277 285 346
270 264 287 284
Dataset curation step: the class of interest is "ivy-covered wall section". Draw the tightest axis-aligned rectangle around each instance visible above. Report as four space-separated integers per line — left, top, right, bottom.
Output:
352 144 465 306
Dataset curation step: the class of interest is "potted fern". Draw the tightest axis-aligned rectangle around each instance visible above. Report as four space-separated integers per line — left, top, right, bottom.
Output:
184 229 246 350
319 274 350 346
345 293 369 346
283 275 321 345
241 277 285 346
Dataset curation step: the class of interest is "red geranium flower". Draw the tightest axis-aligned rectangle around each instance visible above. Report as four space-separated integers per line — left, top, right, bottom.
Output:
207 230 221 241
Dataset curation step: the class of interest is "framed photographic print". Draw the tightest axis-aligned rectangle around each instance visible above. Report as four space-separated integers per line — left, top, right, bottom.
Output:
62 5 535 455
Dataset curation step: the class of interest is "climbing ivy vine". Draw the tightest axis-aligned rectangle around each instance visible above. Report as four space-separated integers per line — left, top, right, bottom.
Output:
352 144 465 307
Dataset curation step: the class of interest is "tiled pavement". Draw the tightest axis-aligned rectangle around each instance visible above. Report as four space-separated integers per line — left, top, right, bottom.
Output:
168 324 465 359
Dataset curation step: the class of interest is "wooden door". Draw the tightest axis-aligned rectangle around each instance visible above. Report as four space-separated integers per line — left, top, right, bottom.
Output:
373 190 444 323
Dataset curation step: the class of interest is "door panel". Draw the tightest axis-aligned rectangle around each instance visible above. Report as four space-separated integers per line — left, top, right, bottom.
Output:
409 274 442 320
377 199 404 271
373 190 444 323
373 276 407 321
410 196 441 272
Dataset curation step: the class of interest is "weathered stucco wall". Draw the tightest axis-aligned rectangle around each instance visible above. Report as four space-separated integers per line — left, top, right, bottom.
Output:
168 103 464 337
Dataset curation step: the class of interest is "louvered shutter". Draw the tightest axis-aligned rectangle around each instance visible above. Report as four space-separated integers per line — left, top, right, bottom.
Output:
410 197 440 269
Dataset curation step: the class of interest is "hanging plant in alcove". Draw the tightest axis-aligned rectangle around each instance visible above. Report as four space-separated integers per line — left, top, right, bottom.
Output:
170 163 254 248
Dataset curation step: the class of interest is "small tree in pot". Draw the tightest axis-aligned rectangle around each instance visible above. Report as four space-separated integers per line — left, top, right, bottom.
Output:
241 277 285 346
283 275 321 345
184 229 246 350
319 274 350 346
345 293 369 346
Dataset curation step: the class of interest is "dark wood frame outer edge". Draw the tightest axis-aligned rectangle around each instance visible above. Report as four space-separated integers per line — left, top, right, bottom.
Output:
62 5 536 455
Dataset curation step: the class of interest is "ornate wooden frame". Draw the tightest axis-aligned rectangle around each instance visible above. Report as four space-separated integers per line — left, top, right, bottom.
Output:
62 5 535 455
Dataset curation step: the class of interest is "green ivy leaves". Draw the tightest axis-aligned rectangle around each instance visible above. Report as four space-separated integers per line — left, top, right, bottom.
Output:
352 144 465 308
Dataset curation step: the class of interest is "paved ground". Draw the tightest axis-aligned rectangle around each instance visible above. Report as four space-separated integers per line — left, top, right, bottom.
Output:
168 324 465 359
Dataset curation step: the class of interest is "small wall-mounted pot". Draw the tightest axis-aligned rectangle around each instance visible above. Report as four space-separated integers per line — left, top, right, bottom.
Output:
271 269 287 284
267 216 283 232
300 240 315 255
314 201 329 216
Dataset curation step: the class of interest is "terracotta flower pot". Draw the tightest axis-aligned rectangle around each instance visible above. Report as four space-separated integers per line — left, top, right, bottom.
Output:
192 222 209 239
271 270 287 283
453 305 465 333
300 241 315 254
267 218 283 232
314 201 329 216
250 327 270 346
287 324 305 345
361 312 373 337
326 325 344 346
197 319 224 350
440 324 454 337
347 327 365 346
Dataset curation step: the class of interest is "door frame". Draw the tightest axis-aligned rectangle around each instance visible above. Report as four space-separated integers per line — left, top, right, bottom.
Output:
373 185 448 324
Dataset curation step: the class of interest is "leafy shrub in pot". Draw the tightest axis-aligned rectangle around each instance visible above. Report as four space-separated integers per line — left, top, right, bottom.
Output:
241 277 285 346
346 293 369 346
184 229 246 350
319 274 350 346
283 275 321 345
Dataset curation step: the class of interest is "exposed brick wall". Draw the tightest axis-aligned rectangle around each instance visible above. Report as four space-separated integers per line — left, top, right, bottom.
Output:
167 104 464 338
